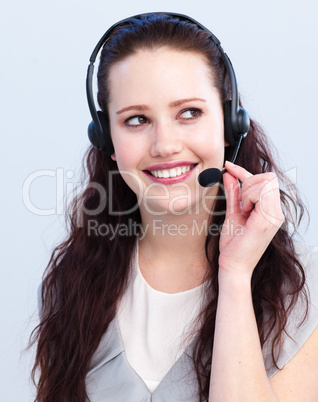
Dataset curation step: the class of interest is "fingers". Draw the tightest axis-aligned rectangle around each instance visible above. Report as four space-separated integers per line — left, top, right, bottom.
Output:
222 170 241 216
241 180 271 213
225 161 253 182
224 161 284 229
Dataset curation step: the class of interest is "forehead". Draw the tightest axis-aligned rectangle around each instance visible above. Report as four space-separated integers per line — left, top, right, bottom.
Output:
107 47 218 106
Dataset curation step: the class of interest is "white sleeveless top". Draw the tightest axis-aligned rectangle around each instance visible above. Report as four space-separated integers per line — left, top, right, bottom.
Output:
117 247 207 393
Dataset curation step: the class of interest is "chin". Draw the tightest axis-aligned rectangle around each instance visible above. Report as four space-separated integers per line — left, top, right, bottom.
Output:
140 198 201 218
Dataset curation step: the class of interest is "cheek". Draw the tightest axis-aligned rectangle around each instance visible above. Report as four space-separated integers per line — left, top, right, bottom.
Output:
111 140 146 196
110 123 146 170
111 130 138 168
194 125 225 164
114 146 133 169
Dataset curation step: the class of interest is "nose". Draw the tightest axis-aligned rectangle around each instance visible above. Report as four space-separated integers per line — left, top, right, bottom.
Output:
150 123 183 158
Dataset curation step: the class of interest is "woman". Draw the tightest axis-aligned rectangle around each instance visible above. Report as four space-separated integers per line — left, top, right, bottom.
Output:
31 12 318 401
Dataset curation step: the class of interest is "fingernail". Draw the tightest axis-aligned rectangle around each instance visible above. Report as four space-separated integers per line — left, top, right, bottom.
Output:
225 160 235 167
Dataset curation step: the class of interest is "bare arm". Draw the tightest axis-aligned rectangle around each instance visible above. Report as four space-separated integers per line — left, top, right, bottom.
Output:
209 271 278 401
209 162 318 401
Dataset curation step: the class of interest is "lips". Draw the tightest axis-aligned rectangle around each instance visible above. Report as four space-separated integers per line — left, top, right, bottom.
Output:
149 164 195 178
143 162 198 182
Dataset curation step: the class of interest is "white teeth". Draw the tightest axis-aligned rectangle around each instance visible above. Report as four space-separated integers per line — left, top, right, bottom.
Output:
149 165 194 178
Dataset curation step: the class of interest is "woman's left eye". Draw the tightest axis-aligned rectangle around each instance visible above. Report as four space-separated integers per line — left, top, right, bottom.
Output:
179 108 202 120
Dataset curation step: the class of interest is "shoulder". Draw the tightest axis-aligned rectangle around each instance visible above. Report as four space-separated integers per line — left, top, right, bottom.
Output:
263 241 318 376
269 324 318 400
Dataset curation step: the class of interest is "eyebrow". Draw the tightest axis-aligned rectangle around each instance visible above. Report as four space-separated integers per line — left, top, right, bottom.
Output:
169 98 206 107
116 98 206 115
116 104 149 115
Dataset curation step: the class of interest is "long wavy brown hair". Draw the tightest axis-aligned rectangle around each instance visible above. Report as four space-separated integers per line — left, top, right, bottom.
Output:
30 13 308 401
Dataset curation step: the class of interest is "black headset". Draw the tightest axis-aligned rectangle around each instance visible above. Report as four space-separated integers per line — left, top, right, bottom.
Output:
86 12 250 156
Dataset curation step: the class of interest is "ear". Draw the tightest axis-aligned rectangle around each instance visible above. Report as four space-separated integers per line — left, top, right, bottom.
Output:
111 153 117 161
224 141 230 147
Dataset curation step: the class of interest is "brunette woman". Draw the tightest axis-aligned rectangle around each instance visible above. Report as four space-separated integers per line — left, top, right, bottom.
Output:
32 13 318 401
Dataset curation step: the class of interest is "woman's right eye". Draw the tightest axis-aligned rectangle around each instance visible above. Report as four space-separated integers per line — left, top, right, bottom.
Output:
125 115 148 126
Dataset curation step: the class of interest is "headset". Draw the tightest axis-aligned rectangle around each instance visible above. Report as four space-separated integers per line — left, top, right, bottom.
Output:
86 12 250 163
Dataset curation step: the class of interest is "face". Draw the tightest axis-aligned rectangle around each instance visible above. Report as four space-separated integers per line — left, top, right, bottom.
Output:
107 47 226 218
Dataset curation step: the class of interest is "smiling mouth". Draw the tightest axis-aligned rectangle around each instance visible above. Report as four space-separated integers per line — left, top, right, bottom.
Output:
146 164 197 178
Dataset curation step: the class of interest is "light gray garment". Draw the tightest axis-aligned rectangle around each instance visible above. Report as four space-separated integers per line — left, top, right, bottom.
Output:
263 241 318 377
86 317 201 401
85 242 318 401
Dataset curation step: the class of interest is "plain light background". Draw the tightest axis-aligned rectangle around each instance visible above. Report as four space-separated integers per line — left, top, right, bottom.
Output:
1 0 317 400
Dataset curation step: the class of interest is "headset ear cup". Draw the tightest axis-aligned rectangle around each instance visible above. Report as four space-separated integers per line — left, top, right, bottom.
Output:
97 111 114 155
224 100 236 147
224 102 250 146
88 120 100 149
87 112 114 155
237 107 250 135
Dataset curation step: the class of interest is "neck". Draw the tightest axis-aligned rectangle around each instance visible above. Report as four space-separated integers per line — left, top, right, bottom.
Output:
138 210 213 293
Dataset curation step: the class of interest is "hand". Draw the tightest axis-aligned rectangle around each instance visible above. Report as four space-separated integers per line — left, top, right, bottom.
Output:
218 161 284 279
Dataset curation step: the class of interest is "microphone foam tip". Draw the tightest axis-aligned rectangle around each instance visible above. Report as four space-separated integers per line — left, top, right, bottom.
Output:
198 168 222 187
